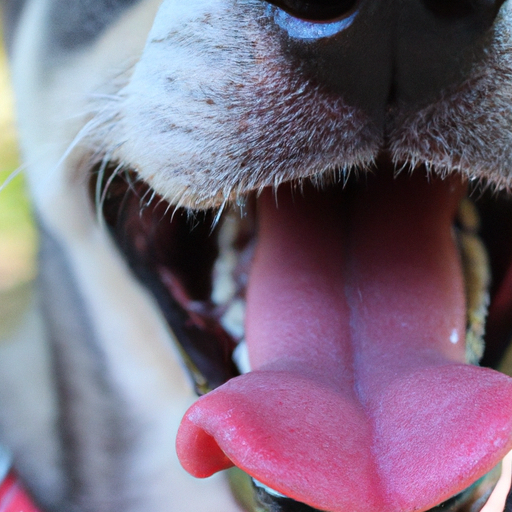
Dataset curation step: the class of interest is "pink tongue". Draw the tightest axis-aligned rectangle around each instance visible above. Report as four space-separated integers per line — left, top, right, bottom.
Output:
177 173 512 512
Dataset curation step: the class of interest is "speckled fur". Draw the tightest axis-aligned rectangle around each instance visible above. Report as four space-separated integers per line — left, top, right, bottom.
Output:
85 0 512 207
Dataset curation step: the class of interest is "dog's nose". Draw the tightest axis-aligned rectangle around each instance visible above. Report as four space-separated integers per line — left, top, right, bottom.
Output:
394 0 506 107
268 0 507 120
265 0 358 21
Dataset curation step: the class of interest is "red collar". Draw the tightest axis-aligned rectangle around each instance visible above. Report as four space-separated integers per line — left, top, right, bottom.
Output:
0 470 40 512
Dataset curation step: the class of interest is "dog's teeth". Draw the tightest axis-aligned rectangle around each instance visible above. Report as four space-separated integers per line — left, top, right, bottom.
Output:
252 479 288 499
221 299 246 340
212 214 239 305
232 339 251 374
456 198 491 365
212 252 237 305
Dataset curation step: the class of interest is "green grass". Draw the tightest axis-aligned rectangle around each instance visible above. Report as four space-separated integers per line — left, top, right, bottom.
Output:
0 39 37 289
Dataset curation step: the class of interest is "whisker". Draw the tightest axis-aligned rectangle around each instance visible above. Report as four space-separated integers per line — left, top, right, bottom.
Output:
0 163 27 194
99 161 124 212
94 154 113 225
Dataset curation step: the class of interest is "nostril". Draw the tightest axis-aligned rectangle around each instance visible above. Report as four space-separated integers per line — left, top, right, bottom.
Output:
422 0 505 19
264 0 358 22
423 0 474 17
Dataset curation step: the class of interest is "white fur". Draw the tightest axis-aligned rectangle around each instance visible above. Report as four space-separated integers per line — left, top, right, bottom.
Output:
7 0 244 509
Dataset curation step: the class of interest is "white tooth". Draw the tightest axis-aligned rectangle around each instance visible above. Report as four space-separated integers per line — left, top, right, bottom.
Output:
212 251 236 305
232 339 251 374
450 329 459 344
221 299 246 339
212 214 238 305
252 478 288 499
480 451 512 512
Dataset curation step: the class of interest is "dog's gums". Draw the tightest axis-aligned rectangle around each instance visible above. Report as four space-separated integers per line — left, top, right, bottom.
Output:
92 159 512 512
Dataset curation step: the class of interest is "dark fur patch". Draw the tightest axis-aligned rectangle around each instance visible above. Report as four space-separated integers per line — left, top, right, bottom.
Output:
47 0 142 51
1 0 28 53
38 225 135 510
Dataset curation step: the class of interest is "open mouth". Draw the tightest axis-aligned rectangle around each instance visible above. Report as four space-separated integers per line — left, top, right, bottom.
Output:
91 157 512 512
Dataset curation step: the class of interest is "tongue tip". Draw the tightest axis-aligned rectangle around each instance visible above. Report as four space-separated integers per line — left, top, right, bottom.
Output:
176 414 235 479
176 371 381 512
177 368 512 512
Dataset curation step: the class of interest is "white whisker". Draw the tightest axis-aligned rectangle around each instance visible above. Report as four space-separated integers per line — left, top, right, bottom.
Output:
0 164 27 194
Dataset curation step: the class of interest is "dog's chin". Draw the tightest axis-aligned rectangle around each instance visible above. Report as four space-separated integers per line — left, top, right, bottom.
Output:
88 154 512 512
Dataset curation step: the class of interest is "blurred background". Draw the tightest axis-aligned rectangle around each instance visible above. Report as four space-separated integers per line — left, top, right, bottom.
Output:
0 27 36 291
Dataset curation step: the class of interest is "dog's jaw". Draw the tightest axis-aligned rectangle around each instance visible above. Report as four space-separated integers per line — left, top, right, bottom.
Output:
91 161 512 512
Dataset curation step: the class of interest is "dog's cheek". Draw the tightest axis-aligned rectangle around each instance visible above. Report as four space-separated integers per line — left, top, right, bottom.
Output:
10 0 160 237
107 0 283 208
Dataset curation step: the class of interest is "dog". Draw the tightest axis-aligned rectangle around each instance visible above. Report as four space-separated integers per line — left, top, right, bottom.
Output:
2 0 512 511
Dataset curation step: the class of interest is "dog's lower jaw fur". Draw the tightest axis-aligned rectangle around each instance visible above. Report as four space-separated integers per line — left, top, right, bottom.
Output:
2 0 512 511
